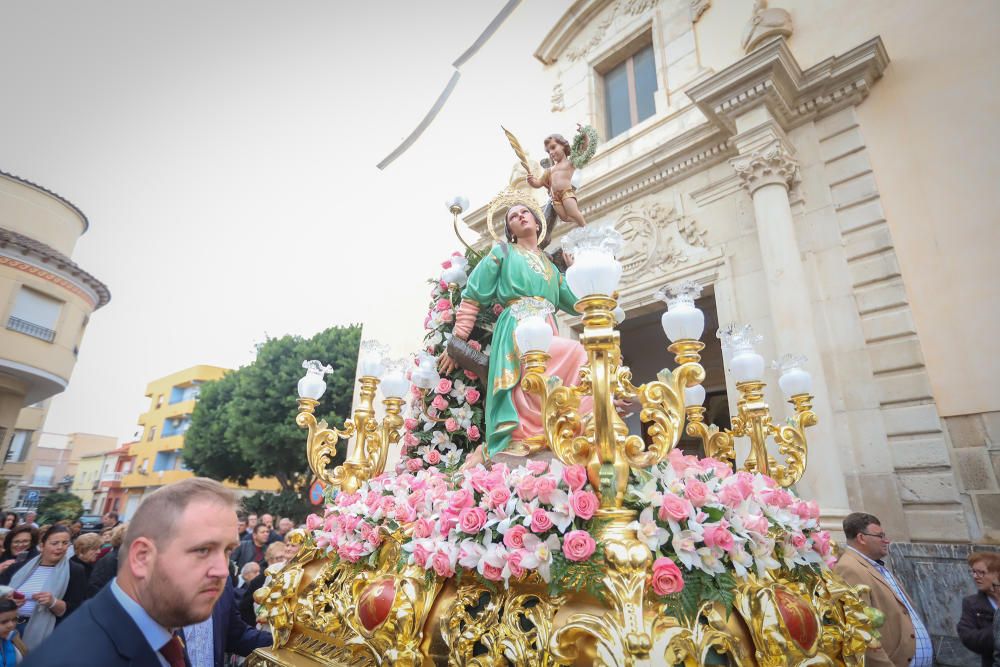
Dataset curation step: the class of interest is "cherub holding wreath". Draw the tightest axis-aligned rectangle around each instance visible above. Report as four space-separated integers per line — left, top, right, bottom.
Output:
525 123 598 228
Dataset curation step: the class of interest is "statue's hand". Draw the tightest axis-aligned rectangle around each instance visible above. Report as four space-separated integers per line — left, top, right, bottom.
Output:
439 351 458 375
460 445 486 471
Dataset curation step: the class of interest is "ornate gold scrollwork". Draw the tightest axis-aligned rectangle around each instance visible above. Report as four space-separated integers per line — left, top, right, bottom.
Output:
297 376 405 495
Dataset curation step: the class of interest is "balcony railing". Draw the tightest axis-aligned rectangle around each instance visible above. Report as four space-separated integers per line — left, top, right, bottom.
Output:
100 471 123 482
7 316 55 342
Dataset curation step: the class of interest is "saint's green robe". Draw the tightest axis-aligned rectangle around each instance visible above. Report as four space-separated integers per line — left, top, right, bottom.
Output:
461 242 579 457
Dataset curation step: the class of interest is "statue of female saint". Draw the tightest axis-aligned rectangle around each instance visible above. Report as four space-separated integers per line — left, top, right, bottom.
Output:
439 196 591 467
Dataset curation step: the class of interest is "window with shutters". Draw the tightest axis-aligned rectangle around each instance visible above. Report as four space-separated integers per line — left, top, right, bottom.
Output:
600 39 658 140
7 287 62 342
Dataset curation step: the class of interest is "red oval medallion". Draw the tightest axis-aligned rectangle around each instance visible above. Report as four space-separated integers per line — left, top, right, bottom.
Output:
357 577 396 632
774 587 819 651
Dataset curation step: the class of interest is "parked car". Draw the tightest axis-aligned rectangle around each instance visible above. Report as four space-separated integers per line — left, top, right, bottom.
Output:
78 514 104 533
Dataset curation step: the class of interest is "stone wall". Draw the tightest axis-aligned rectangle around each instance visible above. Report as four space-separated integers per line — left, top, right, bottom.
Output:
946 411 1000 542
888 542 1000 666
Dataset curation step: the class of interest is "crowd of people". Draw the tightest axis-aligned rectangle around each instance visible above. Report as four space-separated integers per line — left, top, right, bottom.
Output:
0 497 994 665
0 495 304 665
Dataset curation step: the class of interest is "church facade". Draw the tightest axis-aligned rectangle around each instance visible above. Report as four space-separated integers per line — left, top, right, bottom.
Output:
467 1 998 662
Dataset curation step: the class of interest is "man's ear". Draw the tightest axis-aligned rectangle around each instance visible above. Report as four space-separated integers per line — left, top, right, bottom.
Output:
127 536 157 580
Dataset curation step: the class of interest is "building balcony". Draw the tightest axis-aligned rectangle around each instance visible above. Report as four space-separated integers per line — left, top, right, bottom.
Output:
6 316 55 342
101 471 123 482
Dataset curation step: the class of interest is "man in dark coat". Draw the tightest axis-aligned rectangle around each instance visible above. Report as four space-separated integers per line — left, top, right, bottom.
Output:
23 478 240 667
181 577 271 667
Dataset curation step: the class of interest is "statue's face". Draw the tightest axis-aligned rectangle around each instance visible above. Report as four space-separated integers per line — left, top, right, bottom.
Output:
506 205 537 240
545 138 565 162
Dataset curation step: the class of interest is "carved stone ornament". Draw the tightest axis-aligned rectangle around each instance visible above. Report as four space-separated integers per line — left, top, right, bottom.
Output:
741 0 793 53
550 83 565 113
564 0 662 62
730 141 800 194
691 0 711 23
616 200 709 283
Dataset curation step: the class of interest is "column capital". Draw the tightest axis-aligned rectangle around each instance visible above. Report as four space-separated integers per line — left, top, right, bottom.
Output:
729 140 799 194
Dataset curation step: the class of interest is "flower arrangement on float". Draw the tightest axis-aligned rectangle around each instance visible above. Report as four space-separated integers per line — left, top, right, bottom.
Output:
304 249 833 617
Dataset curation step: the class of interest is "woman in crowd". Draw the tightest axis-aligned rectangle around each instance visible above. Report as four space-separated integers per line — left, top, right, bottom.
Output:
0 513 17 536
0 527 37 570
0 525 87 650
87 522 126 598
69 533 102 580
957 551 1000 667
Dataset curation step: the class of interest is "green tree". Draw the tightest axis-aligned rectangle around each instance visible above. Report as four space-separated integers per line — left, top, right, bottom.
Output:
240 490 311 524
37 492 84 525
184 325 360 495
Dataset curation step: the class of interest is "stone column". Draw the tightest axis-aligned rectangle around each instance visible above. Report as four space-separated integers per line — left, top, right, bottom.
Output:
730 139 852 523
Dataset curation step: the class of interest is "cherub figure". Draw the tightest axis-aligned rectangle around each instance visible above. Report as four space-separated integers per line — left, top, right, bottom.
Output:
526 124 597 228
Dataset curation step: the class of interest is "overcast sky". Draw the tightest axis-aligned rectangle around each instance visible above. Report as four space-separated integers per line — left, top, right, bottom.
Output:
1 1 570 441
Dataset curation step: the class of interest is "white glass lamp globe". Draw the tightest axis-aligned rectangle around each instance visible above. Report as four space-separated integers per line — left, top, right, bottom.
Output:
731 350 765 383
446 195 469 214
359 340 390 378
612 306 627 325
656 281 705 342
684 384 706 407
563 225 624 298
441 265 468 287
380 359 411 399
512 299 555 354
773 355 813 397
410 352 441 390
298 360 333 400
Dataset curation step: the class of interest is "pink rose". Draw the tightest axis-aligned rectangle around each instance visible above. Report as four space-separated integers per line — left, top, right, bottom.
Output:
432 551 455 577
438 279 448 291
450 489 475 510
435 298 451 312
404 418 419 431
466 339 482 351
441 259 453 269
812 530 832 557
426 449 441 465
468 468 489 493
650 557 685 595
503 524 528 550
562 465 588 491
702 522 735 552
488 486 511 509
530 508 553 533
407 489 426 508
445 418 459 433
760 488 793 509
492 303 503 316
465 388 481 404
482 562 504 581
718 484 746 509
435 378 453 394
305 514 323 531
406 458 423 472
534 476 558 503
525 460 549 475
570 490 598 520
467 425 481 441
431 395 449 411
562 530 597 562
394 503 416 523
464 370 478 381
516 476 538 500
659 494 692 522
793 500 820 521
508 550 528 579
323 514 338 532
684 479 711 507
790 533 807 550
458 507 488 534
413 518 435 539
338 542 366 563
743 513 770 535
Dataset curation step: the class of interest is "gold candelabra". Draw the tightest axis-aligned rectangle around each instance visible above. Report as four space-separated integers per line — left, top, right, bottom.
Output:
296 354 406 494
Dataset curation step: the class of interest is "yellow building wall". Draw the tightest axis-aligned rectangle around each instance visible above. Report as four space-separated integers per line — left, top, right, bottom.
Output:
70 455 104 511
122 365 280 494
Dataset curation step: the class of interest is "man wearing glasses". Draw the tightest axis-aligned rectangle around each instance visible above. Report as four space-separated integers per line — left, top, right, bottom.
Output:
957 551 999 667
834 512 933 667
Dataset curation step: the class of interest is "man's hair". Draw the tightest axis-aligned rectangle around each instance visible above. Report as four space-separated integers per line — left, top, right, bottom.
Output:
969 551 1000 573
74 532 102 553
105 511 119 521
0 599 16 614
240 561 259 576
843 512 881 540
110 522 128 548
122 477 235 557
253 523 270 535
